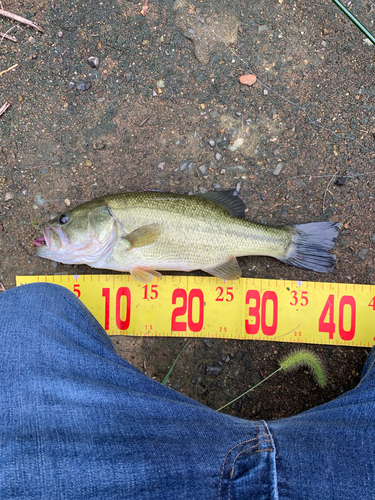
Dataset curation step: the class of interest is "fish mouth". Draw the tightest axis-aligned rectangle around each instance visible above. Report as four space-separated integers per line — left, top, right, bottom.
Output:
33 225 50 248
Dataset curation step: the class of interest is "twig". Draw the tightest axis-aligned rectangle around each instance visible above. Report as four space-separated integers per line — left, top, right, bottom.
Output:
0 101 10 116
139 116 150 127
0 8 44 32
0 25 21 47
269 170 375 196
0 63 18 76
323 168 340 211
0 32 16 42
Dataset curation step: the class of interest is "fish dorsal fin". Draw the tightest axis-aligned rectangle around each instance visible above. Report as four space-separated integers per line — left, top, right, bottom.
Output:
204 256 241 281
123 223 162 249
197 191 246 218
131 267 163 283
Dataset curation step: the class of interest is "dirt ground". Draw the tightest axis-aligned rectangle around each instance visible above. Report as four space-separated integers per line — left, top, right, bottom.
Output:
0 0 374 420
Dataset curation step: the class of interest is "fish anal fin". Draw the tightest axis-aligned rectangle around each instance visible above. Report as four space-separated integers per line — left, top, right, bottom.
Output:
204 257 241 281
198 191 246 218
131 267 163 283
123 223 162 249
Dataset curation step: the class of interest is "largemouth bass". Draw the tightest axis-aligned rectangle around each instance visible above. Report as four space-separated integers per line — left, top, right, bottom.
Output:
34 191 340 283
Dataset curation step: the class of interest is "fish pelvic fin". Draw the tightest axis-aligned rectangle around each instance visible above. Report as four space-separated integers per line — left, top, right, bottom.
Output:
123 223 162 249
204 256 241 281
282 222 341 273
131 267 163 283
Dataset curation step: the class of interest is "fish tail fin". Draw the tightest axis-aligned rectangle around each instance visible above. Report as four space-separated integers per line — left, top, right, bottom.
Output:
281 222 341 273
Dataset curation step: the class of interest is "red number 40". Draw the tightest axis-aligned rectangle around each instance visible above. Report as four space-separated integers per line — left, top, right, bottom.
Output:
318 294 356 341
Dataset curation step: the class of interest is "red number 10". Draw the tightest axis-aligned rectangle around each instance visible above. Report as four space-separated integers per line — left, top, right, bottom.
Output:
102 287 131 331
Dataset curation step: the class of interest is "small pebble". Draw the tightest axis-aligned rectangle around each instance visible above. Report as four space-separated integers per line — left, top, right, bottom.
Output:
359 249 368 260
34 194 45 207
64 198 71 207
68 82 75 90
212 183 222 189
208 139 215 147
215 152 223 161
205 365 223 376
4 192 13 201
28 36 36 45
57 31 63 38
180 159 194 172
76 81 90 91
87 56 100 69
157 162 165 170
263 89 268 95
228 138 244 152
203 339 212 348
198 164 209 176
273 162 284 176
92 141 106 150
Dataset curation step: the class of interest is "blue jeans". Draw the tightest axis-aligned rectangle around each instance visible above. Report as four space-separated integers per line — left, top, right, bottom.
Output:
0 284 374 499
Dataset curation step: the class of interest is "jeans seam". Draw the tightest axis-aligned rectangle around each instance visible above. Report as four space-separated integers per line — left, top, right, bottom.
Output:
218 422 274 500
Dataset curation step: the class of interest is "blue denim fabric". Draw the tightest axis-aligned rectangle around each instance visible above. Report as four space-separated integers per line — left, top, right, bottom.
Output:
0 283 277 500
0 283 374 499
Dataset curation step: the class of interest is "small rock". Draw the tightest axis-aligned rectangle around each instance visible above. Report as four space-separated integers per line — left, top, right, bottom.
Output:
76 81 90 91
87 56 100 69
235 112 242 116
273 162 284 176
208 139 215 147
198 164 209 176
203 339 212 348
68 82 75 90
334 176 346 186
370 234 375 243
212 183 222 189
359 249 368 260
4 192 13 201
191 376 197 385
57 31 63 38
263 89 268 95
180 159 194 172
228 138 244 151
272 148 280 156
85 160 93 167
28 36 36 45
215 152 223 161
34 194 45 207
322 28 330 35
64 198 71 207
205 365 223 376
157 162 165 170
211 111 218 118
92 141 106 150
258 25 269 33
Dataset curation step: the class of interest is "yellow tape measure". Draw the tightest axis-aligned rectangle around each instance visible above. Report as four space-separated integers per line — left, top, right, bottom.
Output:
16 275 375 347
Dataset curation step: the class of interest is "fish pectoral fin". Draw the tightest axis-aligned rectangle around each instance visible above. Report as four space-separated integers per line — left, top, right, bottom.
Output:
204 257 241 281
131 267 163 283
123 223 162 249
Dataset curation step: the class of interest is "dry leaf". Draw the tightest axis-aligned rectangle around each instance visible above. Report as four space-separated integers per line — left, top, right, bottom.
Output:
141 0 149 16
239 74 257 86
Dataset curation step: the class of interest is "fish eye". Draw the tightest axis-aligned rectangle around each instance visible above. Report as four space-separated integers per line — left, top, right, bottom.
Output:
59 213 70 224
